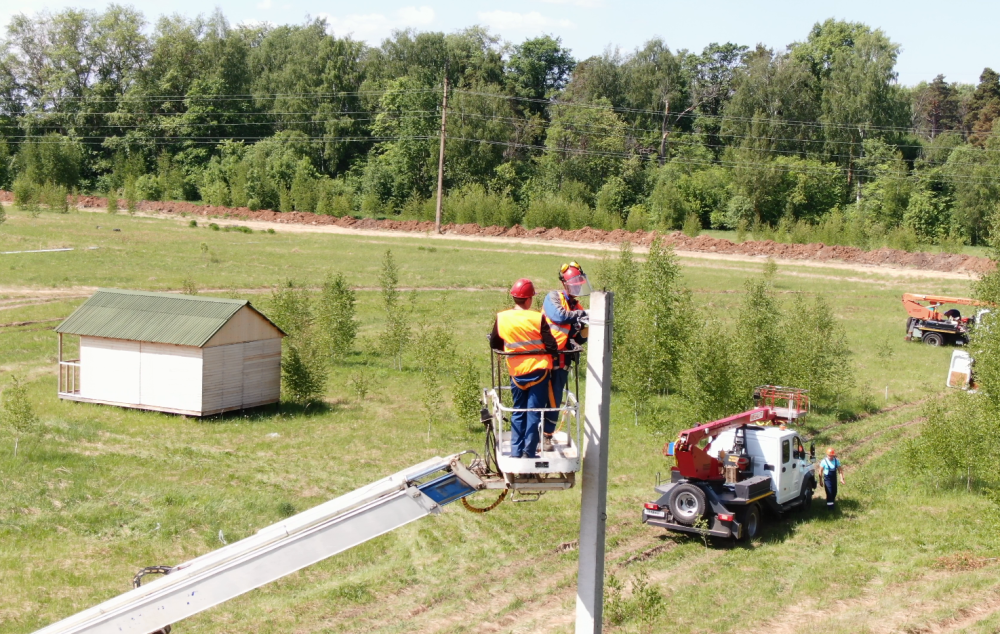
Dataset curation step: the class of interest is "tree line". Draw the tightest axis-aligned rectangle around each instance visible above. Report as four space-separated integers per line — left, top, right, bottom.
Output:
3 9 1000 247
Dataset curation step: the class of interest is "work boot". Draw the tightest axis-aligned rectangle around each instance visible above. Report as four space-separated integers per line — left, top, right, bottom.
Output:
542 434 554 452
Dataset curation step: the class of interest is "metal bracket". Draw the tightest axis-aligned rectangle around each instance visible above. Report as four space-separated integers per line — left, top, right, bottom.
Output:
511 491 545 503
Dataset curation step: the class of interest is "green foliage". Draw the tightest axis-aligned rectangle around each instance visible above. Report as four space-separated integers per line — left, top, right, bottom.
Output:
604 570 664 627
281 342 327 404
1 375 39 457
12 177 39 214
448 185 522 227
2 10 1000 248
15 134 83 189
600 239 692 422
39 183 69 213
682 212 701 237
413 322 455 429
452 356 483 431
106 192 118 214
268 281 312 338
316 272 358 360
379 250 411 369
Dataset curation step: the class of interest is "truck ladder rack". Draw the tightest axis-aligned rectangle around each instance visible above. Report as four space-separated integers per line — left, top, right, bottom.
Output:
34 455 481 634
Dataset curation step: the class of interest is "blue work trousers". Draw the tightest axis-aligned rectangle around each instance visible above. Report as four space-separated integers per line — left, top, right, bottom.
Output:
824 473 838 506
510 371 548 459
543 367 569 435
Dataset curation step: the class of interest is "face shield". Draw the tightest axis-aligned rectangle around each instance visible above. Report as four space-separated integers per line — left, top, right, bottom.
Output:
563 272 593 297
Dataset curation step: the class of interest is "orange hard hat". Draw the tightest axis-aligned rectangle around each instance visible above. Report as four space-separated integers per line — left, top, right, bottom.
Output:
827 448 836 456
510 278 536 299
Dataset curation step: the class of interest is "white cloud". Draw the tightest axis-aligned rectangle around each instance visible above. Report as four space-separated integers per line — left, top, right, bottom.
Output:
477 10 575 33
256 0 272 9
538 0 604 7
321 5 435 42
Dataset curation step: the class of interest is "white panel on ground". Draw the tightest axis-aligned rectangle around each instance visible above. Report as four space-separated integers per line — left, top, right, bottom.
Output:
139 343 203 412
79 337 141 404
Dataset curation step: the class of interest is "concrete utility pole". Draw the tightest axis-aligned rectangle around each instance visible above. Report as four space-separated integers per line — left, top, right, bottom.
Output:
575 291 613 634
434 74 448 235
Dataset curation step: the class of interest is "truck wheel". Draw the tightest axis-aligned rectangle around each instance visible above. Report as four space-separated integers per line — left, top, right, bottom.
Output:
667 484 706 526
799 480 814 511
737 504 761 541
923 332 944 346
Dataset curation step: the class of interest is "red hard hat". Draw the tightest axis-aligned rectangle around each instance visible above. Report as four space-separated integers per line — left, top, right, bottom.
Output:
510 278 536 299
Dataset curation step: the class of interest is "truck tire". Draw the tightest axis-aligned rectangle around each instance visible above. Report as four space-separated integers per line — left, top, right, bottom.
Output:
799 479 814 511
737 503 761 541
923 332 944 346
667 484 706 526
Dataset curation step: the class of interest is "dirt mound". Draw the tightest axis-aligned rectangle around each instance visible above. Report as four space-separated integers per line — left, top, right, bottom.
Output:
1 190 992 274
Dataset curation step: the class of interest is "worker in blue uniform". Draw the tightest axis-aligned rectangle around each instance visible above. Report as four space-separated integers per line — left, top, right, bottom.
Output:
819 448 845 508
541 262 590 452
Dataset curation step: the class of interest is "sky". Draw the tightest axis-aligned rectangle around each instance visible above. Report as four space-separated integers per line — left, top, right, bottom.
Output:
2 0 998 87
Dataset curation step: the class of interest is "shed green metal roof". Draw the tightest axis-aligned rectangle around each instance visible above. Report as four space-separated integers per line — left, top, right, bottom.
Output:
56 289 282 347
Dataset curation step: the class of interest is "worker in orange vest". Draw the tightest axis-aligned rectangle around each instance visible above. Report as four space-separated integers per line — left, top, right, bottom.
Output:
541 262 591 451
489 278 558 459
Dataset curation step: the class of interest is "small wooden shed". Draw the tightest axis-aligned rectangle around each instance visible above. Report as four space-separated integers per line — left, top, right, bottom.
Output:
56 289 285 416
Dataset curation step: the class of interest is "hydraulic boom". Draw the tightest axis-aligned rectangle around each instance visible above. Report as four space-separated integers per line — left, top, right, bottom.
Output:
901 293 989 321
34 455 484 634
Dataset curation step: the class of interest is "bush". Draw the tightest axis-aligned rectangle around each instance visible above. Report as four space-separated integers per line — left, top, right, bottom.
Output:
135 173 164 201
12 177 39 213
39 183 69 212
281 342 327 404
447 185 521 227
682 212 701 237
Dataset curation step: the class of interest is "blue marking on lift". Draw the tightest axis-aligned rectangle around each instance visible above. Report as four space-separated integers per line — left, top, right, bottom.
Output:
417 473 476 506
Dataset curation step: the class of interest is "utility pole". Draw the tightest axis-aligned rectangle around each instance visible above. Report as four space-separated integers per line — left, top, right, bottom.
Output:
434 73 448 235
576 291 613 634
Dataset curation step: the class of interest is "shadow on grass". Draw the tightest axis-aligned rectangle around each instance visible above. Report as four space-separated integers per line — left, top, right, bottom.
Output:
201 400 335 423
671 498 862 550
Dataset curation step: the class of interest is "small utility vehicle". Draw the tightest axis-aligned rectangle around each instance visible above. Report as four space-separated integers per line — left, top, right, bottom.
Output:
642 386 816 541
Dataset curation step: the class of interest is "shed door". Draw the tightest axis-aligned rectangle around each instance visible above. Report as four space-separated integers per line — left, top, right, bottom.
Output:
80 337 141 404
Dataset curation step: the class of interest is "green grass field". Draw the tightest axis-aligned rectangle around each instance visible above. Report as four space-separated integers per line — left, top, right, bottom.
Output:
1 207 998 633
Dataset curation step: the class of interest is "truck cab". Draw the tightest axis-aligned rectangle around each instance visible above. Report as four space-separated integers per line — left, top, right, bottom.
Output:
707 427 813 505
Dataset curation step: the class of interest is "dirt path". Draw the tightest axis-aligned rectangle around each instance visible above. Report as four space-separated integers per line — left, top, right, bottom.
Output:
32 201 985 281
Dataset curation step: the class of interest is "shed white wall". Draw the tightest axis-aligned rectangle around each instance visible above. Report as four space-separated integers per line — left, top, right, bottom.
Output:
139 343 203 412
80 337 142 404
80 337 203 412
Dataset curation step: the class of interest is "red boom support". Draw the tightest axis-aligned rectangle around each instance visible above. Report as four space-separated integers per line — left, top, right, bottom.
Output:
669 407 778 481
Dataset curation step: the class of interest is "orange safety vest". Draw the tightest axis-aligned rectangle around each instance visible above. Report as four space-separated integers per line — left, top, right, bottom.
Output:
548 292 578 350
497 309 553 377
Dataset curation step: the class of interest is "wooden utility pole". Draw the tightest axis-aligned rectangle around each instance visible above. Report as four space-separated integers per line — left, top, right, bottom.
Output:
575 291 613 634
434 74 448 234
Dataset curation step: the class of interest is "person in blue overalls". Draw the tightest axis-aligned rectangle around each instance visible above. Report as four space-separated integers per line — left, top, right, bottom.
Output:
819 448 845 508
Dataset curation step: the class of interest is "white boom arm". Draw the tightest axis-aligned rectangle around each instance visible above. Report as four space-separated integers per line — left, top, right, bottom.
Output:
35 454 482 634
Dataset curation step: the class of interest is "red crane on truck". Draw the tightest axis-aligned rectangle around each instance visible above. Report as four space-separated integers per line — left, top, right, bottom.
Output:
642 387 814 541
